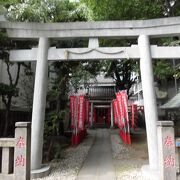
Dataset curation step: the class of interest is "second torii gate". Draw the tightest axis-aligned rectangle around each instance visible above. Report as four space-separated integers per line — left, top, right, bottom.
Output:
1 16 180 178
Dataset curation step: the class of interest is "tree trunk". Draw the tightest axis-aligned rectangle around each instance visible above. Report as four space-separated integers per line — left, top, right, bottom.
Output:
3 107 10 137
56 78 68 136
2 97 11 137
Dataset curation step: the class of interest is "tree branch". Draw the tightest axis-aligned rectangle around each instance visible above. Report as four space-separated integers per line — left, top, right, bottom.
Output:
6 61 13 86
14 63 21 86
2 95 8 107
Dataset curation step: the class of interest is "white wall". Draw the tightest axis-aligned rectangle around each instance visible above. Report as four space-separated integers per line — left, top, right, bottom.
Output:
0 61 35 111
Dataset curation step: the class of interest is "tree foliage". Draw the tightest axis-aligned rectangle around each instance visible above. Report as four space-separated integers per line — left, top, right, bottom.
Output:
0 32 22 136
80 0 164 20
80 0 180 96
104 59 137 97
3 0 96 138
6 0 90 22
81 0 180 20
153 60 174 80
1 0 180 138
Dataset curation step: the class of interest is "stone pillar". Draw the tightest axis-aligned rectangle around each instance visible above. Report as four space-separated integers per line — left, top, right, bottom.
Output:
138 35 158 171
90 102 94 127
176 138 180 173
2 147 13 174
110 102 114 128
157 121 176 180
14 122 31 180
88 38 99 48
31 37 49 170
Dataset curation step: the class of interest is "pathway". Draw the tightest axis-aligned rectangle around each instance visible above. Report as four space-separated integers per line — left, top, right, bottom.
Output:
76 129 116 180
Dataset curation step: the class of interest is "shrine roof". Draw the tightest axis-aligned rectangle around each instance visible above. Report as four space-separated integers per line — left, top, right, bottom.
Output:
87 86 115 100
160 92 180 109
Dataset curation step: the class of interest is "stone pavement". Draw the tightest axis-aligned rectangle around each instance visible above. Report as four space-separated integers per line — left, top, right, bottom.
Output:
76 129 116 180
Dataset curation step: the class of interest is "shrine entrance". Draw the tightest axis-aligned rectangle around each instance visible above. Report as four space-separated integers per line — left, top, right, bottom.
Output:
1 16 180 179
94 106 111 128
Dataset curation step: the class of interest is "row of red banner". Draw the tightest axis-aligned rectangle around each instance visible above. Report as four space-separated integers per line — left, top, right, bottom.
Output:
113 90 131 145
130 104 144 129
70 95 89 146
70 95 90 131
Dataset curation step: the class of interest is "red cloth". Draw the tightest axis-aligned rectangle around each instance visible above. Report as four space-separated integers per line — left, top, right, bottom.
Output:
78 95 85 130
115 91 131 145
131 104 137 129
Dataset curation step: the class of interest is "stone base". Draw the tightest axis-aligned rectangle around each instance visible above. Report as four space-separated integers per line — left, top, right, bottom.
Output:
31 165 51 179
141 165 159 180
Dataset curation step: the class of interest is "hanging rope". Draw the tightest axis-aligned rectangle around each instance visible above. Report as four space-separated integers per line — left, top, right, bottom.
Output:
64 48 129 60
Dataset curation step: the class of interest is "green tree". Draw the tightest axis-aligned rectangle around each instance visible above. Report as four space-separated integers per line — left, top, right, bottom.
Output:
6 0 90 22
70 61 101 93
104 59 137 97
80 0 180 96
4 0 96 138
80 0 164 20
0 31 21 136
163 0 180 17
0 28 36 137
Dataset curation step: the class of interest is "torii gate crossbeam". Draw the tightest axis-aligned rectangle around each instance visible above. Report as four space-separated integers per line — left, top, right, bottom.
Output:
1 16 180 38
10 46 180 61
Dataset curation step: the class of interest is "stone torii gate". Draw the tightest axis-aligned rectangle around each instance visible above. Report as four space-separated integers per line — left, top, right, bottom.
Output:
1 16 180 178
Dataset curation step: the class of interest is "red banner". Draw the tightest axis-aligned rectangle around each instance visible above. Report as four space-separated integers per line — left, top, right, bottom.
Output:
131 104 137 129
116 92 124 128
70 96 75 128
86 100 90 125
78 95 85 130
70 95 87 146
114 91 131 145
113 100 118 126
121 90 129 123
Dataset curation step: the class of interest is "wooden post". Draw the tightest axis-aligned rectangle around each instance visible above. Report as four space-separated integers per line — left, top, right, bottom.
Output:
157 121 176 180
14 122 31 180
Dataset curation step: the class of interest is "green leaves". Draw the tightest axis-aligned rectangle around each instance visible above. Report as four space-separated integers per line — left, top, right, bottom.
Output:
163 40 180 46
6 0 89 22
0 83 19 97
174 63 180 79
44 109 67 136
81 0 164 20
70 62 95 92
153 60 174 80
0 30 7 42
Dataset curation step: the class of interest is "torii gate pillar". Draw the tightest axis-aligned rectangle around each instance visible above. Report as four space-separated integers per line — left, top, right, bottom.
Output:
138 35 159 177
31 37 50 174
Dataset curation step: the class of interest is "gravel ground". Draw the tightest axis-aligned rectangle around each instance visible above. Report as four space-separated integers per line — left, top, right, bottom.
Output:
31 129 155 180
31 130 95 180
110 129 150 180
